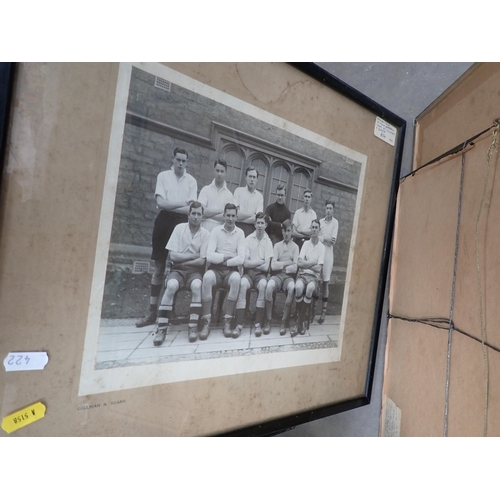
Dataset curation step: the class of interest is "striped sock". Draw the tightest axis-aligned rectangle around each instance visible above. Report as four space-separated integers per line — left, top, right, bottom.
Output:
189 302 202 328
150 275 163 307
157 305 172 330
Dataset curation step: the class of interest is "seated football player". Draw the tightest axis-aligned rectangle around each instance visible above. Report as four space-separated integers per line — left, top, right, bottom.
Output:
292 219 325 337
264 219 299 336
154 202 210 345
232 212 273 338
199 203 245 340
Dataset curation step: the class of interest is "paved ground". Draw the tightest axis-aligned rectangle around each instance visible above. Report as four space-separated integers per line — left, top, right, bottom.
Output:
96 315 341 369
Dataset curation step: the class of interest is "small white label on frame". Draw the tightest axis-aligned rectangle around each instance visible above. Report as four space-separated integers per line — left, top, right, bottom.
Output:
374 117 397 146
3 352 49 372
382 396 401 437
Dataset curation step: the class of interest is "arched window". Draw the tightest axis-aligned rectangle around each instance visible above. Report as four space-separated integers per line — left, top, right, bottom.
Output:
216 134 316 212
268 162 291 205
222 146 244 192
248 155 268 194
289 168 311 214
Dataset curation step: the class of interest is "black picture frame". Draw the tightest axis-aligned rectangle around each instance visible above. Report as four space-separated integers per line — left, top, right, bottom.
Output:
0 63 405 437
0 63 16 193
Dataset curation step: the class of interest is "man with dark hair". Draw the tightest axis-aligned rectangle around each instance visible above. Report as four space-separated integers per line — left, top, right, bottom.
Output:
292 189 317 250
292 219 325 336
318 201 339 324
199 203 245 340
136 147 197 328
234 166 263 237
154 202 210 345
265 184 292 245
198 159 234 233
264 219 299 336
232 212 273 338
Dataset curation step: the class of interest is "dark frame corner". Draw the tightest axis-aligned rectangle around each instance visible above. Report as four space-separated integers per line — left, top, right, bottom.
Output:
0 62 16 189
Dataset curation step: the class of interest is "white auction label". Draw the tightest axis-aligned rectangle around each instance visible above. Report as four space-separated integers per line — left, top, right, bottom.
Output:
374 116 397 146
382 396 401 437
3 352 49 371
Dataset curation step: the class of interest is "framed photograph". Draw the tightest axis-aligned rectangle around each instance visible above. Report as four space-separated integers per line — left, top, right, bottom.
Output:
0 63 404 436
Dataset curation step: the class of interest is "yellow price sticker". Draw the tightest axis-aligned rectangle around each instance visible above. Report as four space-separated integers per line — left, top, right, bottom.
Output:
1 402 46 434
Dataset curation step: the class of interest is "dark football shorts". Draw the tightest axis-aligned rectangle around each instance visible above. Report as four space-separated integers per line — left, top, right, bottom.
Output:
205 265 241 288
167 267 203 289
269 272 294 292
151 210 187 262
241 268 268 288
296 272 318 291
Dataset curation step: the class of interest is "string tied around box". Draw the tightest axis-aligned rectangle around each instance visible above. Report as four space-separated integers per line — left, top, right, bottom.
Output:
389 118 500 436
474 118 500 436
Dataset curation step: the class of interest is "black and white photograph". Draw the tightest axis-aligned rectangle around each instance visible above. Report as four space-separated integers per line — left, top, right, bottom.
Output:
79 63 367 396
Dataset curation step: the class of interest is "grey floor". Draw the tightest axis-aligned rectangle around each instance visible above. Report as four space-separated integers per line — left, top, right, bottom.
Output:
97 315 340 369
278 62 474 437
